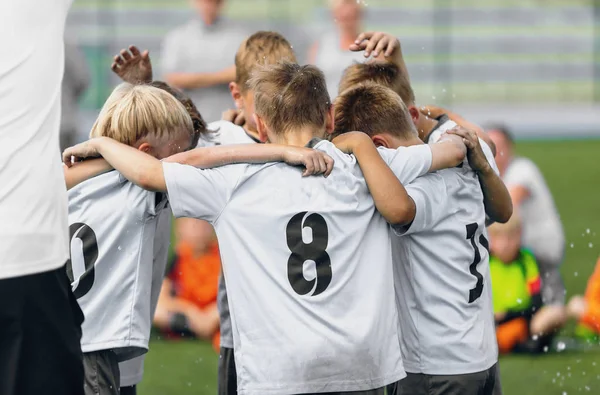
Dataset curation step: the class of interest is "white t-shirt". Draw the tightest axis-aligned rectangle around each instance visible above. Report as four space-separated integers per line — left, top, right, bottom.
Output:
391 166 498 375
68 171 170 361
0 0 73 279
119 208 172 386
163 139 433 395
199 120 259 349
503 157 565 262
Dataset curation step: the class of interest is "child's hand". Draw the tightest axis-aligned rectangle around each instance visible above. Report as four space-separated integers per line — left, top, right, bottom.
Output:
446 126 490 174
282 147 334 177
350 31 400 59
331 131 372 154
111 45 153 84
63 139 102 167
221 109 246 126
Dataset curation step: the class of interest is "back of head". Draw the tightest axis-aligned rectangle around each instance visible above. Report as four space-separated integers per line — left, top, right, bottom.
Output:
485 123 514 146
90 83 194 148
248 61 330 136
332 82 416 140
235 31 297 92
338 61 415 106
149 81 206 147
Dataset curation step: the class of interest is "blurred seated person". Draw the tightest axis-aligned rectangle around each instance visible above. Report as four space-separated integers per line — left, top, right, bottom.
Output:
489 213 566 354
154 218 221 349
567 256 600 344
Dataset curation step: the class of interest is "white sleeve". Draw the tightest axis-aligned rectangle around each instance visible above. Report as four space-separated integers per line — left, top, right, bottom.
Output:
479 138 500 176
162 162 239 223
392 173 448 236
377 144 433 184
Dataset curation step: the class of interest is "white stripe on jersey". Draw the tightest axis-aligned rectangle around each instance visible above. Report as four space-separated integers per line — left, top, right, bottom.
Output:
162 140 433 395
67 171 169 361
390 153 498 374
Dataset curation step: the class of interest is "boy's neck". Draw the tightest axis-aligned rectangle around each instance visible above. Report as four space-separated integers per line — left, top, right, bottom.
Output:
272 127 324 147
419 117 440 142
394 136 424 149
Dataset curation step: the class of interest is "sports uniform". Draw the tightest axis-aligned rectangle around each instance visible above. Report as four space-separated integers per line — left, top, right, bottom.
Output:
163 139 434 394
68 171 170 394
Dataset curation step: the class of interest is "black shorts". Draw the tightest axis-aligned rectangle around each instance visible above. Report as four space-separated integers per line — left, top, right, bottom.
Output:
387 364 502 395
0 264 85 395
218 346 237 395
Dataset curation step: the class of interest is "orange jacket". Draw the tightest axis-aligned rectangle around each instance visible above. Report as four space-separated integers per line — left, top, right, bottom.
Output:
581 256 600 332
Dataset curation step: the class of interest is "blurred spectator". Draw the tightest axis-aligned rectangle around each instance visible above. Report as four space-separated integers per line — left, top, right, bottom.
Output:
60 35 90 151
567 256 600 344
488 125 566 307
489 214 566 354
309 0 366 99
153 218 221 349
161 0 245 123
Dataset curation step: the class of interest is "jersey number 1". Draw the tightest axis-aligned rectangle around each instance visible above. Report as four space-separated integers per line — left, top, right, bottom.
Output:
466 223 489 303
286 212 332 296
66 223 99 299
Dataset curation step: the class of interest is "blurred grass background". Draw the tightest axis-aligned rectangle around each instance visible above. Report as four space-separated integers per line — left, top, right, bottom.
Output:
141 139 600 395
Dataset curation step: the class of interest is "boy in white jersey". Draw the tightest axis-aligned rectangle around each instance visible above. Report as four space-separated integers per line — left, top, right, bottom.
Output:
63 61 469 395
332 83 508 395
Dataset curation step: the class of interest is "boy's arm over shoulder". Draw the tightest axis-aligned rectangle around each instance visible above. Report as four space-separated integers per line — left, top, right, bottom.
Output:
377 144 432 185
392 172 448 236
162 162 238 223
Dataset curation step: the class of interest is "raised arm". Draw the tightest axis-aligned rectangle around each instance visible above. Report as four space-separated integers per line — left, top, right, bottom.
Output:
332 132 416 226
165 144 334 177
351 31 410 82
448 127 513 223
165 66 236 90
63 159 112 190
111 45 153 84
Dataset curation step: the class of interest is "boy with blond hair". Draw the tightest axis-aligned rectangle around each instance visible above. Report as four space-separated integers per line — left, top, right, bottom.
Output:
63 60 467 395
331 82 505 395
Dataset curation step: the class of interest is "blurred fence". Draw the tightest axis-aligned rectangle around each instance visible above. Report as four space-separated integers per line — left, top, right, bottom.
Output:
67 0 600 138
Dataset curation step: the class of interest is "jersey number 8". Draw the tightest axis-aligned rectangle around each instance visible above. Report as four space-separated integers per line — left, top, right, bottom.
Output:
286 212 332 296
66 223 99 299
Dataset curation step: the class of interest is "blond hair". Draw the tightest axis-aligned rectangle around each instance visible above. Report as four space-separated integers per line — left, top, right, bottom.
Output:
235 31 297 92
90 83 194 147
247 61 330 136
332 82 416 139
339 61 416 105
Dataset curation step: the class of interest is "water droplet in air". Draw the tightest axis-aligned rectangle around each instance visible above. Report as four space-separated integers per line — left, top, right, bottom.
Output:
585 386 590 391
543 346 549 352
587 228 591 234
532 334 539 340
432 96 436 100
118 245 122 251
557 341 566 352
589 243 594 248
571 243 575 248
442 88 447 93
575 272 579 277
517 298 522 304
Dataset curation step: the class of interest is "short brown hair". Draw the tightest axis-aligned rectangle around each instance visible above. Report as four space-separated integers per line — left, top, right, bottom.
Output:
149 81 206 148
248 61 330 136
338 61 416 105
235 31 297 92
332 82 416 139
90 83 194 147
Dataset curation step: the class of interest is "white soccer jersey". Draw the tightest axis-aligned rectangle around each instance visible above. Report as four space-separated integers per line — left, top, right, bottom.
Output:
391 167 498 375
67 171 170 361
163 139 433 395
119 208 172 386
426 115 499 175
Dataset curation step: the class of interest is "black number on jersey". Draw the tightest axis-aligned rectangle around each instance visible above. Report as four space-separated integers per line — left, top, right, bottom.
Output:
66 223 99 299
286 212 332 296
466 223 489 303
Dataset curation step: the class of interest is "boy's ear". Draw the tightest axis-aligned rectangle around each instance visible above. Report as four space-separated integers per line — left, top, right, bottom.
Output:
408 105 421 125
229 82 244 110
371 134 390 148
254 114 269 143
137 142 152 153
325 105 335 135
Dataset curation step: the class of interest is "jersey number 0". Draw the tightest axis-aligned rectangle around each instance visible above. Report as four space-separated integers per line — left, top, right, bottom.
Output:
66 223 99 299
286 212 332 296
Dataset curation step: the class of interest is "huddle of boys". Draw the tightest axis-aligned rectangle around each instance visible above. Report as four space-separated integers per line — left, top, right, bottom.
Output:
62 29 512 395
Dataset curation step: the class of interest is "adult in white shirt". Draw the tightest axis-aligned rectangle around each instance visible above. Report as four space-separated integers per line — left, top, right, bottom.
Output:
488 125 566 307
0 1 85 395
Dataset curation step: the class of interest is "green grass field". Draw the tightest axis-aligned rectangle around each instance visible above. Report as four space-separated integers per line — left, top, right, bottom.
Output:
139 139 600 395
